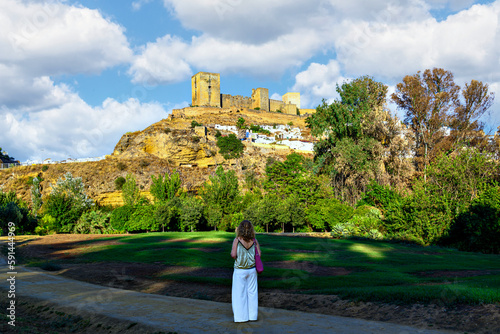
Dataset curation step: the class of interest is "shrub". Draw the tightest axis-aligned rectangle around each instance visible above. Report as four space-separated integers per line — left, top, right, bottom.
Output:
0 190 22 207
35 215 58 235
191 120 202 128
447 186 500 254
114 176 126 190
0 202 37 235
43 193 82 232
348 205 383 232
122 174 140 206
140 160 150 168
110 205 135 232
236 117 246 129
216 133 244 159
42 172 93 232
42 165 49 172
331 222 357 238
127 205 157 232
73 210 115 234
249 124 271 135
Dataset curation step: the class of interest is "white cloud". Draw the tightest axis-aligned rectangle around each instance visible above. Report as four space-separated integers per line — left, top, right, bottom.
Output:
132 0 153 11
128 35 192 85
163 0 324 44
336 1 500 81
292 60 347 108
129 27 326 84
0 0 132 77
0 87 171 162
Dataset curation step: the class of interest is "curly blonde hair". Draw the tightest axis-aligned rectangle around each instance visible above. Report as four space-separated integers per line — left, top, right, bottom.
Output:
237 220 255 242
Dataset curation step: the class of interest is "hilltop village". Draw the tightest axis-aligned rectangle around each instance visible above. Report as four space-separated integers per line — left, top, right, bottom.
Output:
169 72 315 152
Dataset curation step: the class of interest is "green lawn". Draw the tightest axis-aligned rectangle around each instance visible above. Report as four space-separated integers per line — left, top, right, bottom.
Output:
28 232 500 305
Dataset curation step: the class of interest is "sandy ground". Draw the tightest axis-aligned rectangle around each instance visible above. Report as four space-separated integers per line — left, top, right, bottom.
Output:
11 234 500 334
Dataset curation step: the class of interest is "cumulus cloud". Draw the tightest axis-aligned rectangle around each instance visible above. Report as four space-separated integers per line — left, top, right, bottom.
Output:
129 35 192 85
0 85 171 162
335 1 500 81
0 0 156 161
0 0 132 77
292 60 347 108
0 0 133 114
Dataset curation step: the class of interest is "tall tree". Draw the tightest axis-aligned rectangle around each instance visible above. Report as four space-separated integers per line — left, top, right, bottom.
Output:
150 170 182 203
391 68 460 175
449 80 494 150
200 166 240 230
307 76 412 204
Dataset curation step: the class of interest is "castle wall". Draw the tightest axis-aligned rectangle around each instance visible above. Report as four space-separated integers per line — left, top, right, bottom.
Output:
192 72 221 107
221 94 252 109
283 104 298 115
251 88 269 111
299 108 316 115
270 99 286 112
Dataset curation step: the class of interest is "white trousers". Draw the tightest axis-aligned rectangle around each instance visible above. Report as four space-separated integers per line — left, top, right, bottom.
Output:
232 268 258 322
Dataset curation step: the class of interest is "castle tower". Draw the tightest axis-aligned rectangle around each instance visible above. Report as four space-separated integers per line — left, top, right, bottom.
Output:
282 92 301 109
251 88 269 111
192 72 221 107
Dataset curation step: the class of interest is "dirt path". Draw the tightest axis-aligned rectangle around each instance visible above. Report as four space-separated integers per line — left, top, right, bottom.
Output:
12 235 500 334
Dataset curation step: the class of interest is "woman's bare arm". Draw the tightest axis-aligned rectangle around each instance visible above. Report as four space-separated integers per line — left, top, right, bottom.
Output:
231 238 238 259
255 239 261 257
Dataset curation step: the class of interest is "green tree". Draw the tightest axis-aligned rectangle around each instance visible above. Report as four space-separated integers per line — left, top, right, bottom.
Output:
42 172 93 231
150 171 182 203
0 197 37 235
110 205 136 233
155 197 181 232
122 174 140 206
264 153 323 206
200 166 240 230
42 193 81 232
236 117 246 129
306 198 354 231
179 196 204 232
275 194 306 232
127 205 157 232
306 76 402 204
216 134 244 159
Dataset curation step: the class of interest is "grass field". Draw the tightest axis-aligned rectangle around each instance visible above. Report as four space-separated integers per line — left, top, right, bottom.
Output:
25 232 500 306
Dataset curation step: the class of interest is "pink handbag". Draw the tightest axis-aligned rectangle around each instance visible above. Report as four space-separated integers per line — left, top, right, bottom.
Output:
254 239 263 274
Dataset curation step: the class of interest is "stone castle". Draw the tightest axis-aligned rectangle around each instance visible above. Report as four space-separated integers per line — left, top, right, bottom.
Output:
191 72 315 115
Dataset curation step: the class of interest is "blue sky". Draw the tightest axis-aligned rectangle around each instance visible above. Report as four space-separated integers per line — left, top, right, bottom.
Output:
1 0 499 162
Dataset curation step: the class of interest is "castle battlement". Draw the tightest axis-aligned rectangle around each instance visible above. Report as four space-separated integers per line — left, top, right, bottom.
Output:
191 72 314 116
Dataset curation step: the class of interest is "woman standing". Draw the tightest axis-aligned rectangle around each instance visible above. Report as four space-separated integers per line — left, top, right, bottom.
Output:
231 220 261 322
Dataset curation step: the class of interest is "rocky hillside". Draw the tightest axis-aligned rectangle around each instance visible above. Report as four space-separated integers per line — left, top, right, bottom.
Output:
0 108 314 207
